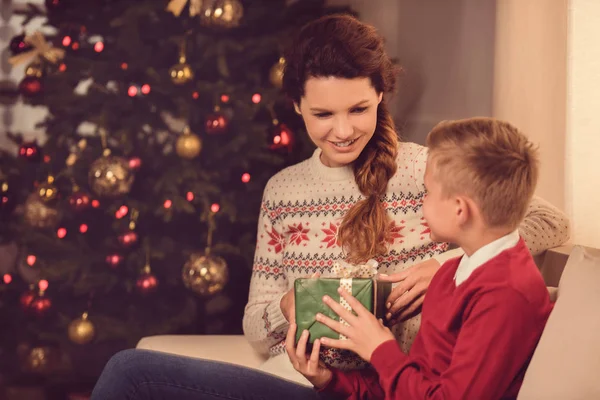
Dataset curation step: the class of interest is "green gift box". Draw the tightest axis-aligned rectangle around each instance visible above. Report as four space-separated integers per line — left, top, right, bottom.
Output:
294 277 392 344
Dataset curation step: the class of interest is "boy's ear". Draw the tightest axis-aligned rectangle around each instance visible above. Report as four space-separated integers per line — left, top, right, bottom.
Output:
455 196 473 226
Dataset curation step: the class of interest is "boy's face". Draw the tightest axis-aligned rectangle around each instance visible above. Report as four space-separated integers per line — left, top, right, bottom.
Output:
422 162 458 243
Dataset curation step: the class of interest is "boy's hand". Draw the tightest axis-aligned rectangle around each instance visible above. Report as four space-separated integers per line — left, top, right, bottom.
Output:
379 258 440 324
317 288 395 362
285 322 332 389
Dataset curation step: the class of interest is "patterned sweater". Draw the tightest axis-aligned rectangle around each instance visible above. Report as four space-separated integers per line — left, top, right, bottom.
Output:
242 142 569 371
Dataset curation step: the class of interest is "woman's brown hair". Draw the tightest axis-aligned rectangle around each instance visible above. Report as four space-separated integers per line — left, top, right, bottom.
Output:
283 14 400 263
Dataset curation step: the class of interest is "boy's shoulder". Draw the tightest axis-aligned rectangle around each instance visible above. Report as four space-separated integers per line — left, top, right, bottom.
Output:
464 240 549 305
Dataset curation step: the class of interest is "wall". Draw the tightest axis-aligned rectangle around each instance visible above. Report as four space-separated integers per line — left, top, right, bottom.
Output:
493 0 568 211
328 0 497 144
394 0 496 143
566 0 600 247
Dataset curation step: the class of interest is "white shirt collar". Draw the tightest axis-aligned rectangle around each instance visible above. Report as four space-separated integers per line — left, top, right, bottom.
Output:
454 230 520 287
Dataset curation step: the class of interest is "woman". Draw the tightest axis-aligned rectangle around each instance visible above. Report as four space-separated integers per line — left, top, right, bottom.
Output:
91 14 569 399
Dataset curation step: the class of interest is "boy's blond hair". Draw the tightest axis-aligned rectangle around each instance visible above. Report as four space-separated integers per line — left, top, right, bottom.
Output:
426 117 539 230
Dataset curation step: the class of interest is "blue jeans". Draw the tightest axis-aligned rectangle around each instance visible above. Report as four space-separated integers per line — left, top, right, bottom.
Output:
91 349 331 400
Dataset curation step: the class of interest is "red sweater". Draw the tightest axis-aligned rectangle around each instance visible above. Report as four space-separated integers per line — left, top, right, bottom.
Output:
320 239 553 400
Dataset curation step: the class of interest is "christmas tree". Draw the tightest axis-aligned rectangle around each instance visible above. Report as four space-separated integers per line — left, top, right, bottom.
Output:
1 0 353 384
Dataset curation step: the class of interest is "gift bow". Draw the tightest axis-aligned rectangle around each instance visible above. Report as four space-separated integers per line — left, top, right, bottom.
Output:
166 0 204 17
332 259 379 279
8 31 65 67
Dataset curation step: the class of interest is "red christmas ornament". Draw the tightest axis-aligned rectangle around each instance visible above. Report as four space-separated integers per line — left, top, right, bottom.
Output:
269 123 294 151
29 294 52 317
128 157 142 170
106 253 124 268
9 34 31 55
19 76 44 96
18 141 42 162
20 289 36 309
118 231 138 247
205 112 229 134
136 267 158 294
68 190 91 212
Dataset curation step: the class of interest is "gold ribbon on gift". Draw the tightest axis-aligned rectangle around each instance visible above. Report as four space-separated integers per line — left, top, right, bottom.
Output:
332 259 379 279
332 259 379 340
8 31 65 67
166 0 204 17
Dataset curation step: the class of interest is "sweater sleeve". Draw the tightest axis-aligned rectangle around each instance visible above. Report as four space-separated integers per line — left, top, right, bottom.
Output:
370 289 542 399
318 367 385 400
519 195 570 255
242 182 289 356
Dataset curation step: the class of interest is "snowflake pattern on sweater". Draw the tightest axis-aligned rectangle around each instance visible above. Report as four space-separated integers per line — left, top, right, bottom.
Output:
242 141 570 371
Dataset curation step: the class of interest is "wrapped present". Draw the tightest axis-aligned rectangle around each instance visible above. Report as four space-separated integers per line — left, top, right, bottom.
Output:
294 259 392 344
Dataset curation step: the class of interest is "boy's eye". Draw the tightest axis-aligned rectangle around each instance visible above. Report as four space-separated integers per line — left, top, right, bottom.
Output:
351 106 368 114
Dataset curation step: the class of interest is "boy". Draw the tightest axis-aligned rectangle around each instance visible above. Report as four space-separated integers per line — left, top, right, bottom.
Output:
286 117 553 399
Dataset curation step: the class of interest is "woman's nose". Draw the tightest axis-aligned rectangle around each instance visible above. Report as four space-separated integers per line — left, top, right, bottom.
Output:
332 116 353 139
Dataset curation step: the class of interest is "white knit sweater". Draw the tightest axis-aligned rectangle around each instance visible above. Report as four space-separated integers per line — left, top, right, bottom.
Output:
242 142 569 377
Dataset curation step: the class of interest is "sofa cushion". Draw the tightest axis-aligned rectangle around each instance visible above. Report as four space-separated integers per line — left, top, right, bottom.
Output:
518 246 600 399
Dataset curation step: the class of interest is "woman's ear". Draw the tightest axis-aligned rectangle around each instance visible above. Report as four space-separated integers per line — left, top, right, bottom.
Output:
294 102 301 115
378 92 383 104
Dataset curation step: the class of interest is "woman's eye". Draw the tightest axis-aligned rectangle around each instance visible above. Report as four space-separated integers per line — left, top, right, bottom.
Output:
351 107 368 114
314 112 332 118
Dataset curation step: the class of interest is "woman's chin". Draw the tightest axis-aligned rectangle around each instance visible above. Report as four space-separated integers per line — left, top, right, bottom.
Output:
320 149 362 168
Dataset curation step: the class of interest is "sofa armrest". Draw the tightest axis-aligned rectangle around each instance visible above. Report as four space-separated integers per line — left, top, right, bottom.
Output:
136 335 267 369
536 245 573 287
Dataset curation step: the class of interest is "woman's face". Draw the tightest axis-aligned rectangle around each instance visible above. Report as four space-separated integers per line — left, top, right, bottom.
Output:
296 77 382 168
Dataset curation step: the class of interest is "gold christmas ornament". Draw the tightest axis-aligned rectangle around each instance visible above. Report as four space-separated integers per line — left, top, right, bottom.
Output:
24 193 60 228
169 61 194 85
37 176 58 202
201 0 244 28
169 41 194 85
176 126 202 159
25 61 44 78
68 312 95 344
182 252 229 296
269 57 285 89
88 154 134 197
166 0 203 17
20 345 56 373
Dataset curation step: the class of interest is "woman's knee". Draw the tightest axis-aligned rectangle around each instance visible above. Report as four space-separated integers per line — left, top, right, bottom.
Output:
100 349 159 381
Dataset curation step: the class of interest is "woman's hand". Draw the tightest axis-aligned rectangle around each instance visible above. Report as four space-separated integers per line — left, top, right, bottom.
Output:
317 288 395 362
281 273 320 323
379 258 440 325
285 322 332 389
280 288 295 322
